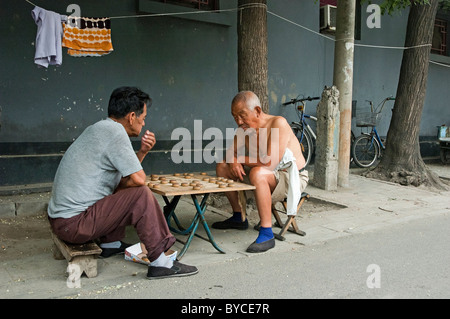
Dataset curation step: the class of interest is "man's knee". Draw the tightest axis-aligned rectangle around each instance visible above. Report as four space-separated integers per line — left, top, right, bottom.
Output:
216 162 228 176
248 167 273 184
129 185 151 195
126 186 162 217
122 186 155 204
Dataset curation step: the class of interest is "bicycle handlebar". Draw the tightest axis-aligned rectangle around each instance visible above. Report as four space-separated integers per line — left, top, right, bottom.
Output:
283 95 394 108
282 96 320 106
367 96 395 103
367 96 396 113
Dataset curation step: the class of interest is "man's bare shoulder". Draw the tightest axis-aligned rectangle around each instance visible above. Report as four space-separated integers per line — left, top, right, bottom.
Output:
269 115 290 128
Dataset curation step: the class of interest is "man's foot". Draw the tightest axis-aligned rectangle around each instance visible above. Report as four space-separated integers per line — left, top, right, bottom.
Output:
212 218 249 230
100 241 132 258
246 238 275 253
147 261 199 280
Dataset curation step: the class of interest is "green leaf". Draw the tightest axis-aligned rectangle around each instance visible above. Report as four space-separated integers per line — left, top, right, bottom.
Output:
361 0 432 15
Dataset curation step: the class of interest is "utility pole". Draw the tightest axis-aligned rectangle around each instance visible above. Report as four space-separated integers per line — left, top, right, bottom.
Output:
333 0 356 188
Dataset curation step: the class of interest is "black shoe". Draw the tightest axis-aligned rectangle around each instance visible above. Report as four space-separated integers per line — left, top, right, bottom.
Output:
147 261 199 280
212 218 249 230
99 241 132 258
246 238 275 253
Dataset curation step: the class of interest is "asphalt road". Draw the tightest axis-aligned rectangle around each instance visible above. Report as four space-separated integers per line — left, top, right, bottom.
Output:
71 212 450 301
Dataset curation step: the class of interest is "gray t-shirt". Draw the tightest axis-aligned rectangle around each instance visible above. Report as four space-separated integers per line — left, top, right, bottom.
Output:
48 118 143 219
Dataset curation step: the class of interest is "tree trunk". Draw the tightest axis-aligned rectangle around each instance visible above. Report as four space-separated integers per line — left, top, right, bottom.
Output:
237 0 269 113
366 0 446 190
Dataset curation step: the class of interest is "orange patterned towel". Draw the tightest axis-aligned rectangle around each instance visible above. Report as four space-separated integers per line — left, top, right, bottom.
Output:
63 17 113 57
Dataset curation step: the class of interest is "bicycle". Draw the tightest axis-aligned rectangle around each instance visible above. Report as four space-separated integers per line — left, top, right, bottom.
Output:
282 96 320 166
352 96 395 168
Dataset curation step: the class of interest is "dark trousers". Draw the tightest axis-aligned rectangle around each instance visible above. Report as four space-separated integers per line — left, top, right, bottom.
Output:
49 186 175 262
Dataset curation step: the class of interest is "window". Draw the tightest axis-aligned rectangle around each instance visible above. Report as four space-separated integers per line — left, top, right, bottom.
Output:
320 0 337 6
160 0 219 10
432 18 448 56
139 0 232 26
319 0 361 40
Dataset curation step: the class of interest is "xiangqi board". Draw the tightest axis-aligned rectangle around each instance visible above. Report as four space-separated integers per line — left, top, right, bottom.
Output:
146 172 255 197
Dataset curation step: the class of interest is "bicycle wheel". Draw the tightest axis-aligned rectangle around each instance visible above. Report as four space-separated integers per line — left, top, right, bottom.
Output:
352 134 379 168
291 123 314 166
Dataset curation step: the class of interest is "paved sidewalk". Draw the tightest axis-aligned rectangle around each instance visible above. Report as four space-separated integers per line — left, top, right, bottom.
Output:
0 163 449 299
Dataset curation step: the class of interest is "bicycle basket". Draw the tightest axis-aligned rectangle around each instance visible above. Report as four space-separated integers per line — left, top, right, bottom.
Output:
356 112 382 127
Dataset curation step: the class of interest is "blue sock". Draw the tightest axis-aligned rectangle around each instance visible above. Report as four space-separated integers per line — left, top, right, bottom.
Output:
256 227 274 244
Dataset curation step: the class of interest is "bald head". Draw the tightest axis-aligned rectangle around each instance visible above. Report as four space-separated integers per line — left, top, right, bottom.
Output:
232 91 261 111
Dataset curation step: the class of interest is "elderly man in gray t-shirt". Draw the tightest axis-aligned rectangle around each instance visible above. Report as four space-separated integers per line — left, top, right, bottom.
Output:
48 87 197 280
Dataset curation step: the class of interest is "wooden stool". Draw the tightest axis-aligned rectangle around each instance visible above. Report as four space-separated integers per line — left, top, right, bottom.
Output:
256 193 310 241
272 193 309 241
50 230 102 279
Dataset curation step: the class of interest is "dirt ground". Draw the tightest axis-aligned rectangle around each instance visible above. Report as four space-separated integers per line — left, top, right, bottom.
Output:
206 192 341 224
0 192 340 263
1 161 447 264
0 212 52 262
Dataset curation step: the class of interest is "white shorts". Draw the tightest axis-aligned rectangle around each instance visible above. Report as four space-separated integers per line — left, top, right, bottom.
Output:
243 167 309 203
271 169 309 203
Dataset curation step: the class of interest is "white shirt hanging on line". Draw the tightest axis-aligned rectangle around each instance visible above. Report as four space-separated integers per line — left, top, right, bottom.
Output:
31 6 67 68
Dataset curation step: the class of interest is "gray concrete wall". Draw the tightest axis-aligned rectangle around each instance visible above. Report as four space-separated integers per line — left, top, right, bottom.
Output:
1 0 449 186
0 0 238 143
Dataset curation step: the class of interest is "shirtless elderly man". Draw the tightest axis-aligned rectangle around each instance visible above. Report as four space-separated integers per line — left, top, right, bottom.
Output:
213 91 309 253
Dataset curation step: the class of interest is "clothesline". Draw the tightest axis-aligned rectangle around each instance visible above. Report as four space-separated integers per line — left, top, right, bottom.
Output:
111 1 267 19
109 8 238 20
267 10 432 51
430 60 450 68
25 1 261 20
25 0 36 6
24 0 449 68
266 10 449 68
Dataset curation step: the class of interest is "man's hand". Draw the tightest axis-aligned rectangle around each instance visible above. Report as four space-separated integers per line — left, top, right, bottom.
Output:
141 130 156 153
137 130 156 162
229 162 246 181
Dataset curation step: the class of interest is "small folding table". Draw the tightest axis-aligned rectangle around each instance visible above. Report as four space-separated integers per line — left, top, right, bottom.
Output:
147 173 255 260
